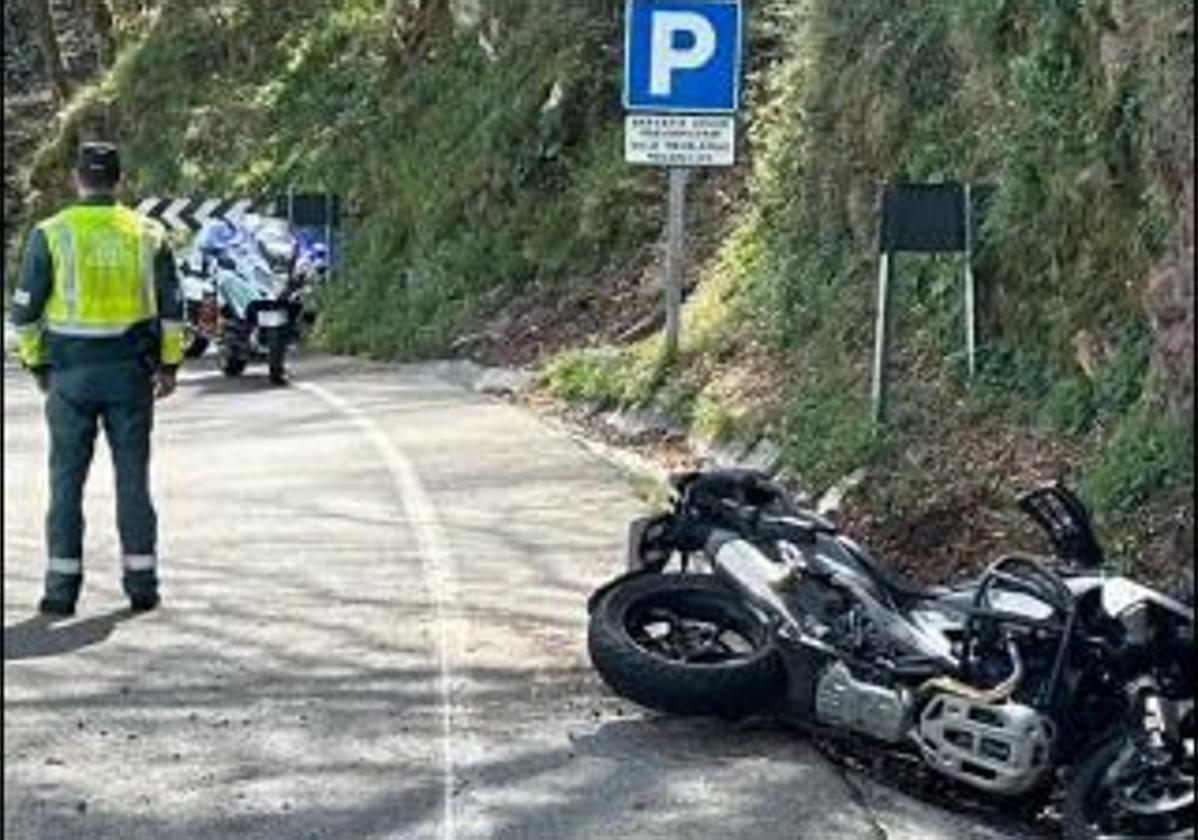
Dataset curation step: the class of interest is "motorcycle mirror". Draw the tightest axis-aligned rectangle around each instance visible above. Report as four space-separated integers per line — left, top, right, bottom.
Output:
1017 482 1105 568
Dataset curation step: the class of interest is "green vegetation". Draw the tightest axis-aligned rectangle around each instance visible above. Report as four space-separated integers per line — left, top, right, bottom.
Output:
542 346 634 406
20 0 652 358
16 0 1192 578
1084 413 1194 518
547 0 1193 572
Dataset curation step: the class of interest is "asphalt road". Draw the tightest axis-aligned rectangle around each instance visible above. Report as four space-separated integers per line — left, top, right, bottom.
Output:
3 353 1032 840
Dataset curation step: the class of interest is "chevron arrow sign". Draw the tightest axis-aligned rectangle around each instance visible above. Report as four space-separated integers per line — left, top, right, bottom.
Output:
134 197 274 233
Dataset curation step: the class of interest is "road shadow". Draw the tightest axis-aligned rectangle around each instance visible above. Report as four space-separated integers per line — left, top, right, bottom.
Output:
571 716 1054 839
179 370 287 397
3 609 136 661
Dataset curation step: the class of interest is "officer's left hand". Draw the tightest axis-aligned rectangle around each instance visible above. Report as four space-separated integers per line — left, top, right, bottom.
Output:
154 368 177 400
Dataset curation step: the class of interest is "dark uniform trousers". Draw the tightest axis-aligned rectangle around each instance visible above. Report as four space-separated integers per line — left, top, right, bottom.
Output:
43 359 158 603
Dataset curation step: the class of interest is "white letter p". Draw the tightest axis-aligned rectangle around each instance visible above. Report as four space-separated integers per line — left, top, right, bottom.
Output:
650 12 717 97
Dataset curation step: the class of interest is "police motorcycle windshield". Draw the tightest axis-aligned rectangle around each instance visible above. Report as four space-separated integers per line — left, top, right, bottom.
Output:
246 216 297 271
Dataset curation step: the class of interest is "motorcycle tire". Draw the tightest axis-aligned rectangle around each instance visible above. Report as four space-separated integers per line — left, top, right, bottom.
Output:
588 573 784 719
220 354 247 377
183 333 209 359
1063 730 1195 840
267 332 288 386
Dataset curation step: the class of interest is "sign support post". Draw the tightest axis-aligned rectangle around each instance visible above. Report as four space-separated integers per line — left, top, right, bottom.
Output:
325 192 336 287
964 182 977 379
871 250 894 426
663 167 689 359
871 182 991 428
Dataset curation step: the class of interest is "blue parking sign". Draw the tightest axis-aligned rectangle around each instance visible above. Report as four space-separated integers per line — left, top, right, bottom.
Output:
624 0 743 114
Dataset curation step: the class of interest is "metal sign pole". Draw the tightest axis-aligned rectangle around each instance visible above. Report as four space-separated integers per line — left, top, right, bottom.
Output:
663 167 689 360
963 182 977 379
871 250 894 426
325 192 335 286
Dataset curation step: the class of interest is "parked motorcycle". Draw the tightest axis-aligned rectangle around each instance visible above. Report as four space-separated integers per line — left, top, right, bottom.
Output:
587 470 1194 839
178 217 305 385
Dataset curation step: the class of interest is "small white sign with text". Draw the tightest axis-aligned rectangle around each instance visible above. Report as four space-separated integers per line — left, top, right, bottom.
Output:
625 114 736 167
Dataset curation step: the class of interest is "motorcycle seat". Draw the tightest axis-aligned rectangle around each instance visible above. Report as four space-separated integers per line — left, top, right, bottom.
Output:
756 512 839 544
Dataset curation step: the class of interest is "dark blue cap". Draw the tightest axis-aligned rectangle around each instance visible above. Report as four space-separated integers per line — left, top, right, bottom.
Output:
76 142 121 180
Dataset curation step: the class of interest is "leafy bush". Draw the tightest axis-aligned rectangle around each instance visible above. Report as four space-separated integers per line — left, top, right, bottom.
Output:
780 370 879 494
1084 413 1194 519
542 347 628 406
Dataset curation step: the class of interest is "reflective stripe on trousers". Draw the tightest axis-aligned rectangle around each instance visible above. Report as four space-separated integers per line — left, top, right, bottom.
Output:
47 557 83 575
122 555 157 572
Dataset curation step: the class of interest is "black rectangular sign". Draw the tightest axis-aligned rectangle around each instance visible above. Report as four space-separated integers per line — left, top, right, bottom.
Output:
275 193 341 228
881 183 965 253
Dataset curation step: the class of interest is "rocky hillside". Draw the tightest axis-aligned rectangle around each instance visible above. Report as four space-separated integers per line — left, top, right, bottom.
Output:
5 0 1193 589
542 0 1194 590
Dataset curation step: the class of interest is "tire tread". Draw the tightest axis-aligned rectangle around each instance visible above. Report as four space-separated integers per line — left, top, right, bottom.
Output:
588 573 784 718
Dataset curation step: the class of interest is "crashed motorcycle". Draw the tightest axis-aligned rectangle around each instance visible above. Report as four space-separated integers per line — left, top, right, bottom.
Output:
587 470 1194 839
178 217 305 385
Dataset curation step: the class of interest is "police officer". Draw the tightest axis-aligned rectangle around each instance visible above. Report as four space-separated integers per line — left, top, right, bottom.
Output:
10 142 185 616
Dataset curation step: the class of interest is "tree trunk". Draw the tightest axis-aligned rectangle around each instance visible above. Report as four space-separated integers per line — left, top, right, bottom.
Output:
23 0 70 101
84 0 116 66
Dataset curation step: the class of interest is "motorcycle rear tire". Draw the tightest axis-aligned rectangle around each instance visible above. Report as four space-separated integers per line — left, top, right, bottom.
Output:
220 354 247 377
588 573 784 719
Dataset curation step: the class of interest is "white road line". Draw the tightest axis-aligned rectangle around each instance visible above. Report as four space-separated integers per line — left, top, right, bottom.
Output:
296 380 460 840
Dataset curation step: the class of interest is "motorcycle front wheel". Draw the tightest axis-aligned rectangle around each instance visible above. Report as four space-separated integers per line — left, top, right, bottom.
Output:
183 331 209 359
588 573 784 719
1064 728 1195 840
266 329 288 386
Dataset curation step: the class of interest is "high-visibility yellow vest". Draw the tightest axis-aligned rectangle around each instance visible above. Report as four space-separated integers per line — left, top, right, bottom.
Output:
22 205 183 367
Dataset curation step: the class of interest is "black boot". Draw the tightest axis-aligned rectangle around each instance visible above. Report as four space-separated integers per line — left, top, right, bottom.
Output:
129 591 160 613
123 570 160 613
39 572 82 617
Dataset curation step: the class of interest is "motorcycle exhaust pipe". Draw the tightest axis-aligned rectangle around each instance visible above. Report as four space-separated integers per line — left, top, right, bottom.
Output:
706 529 805 634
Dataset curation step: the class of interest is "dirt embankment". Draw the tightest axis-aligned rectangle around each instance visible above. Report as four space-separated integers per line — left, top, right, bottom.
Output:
456 169 745 369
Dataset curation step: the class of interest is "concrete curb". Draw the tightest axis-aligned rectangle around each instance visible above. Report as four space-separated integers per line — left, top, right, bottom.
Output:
418 359 539 398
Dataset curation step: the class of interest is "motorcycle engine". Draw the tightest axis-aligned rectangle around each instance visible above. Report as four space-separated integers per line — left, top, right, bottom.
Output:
913 693 1055 795
814 662 912 743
